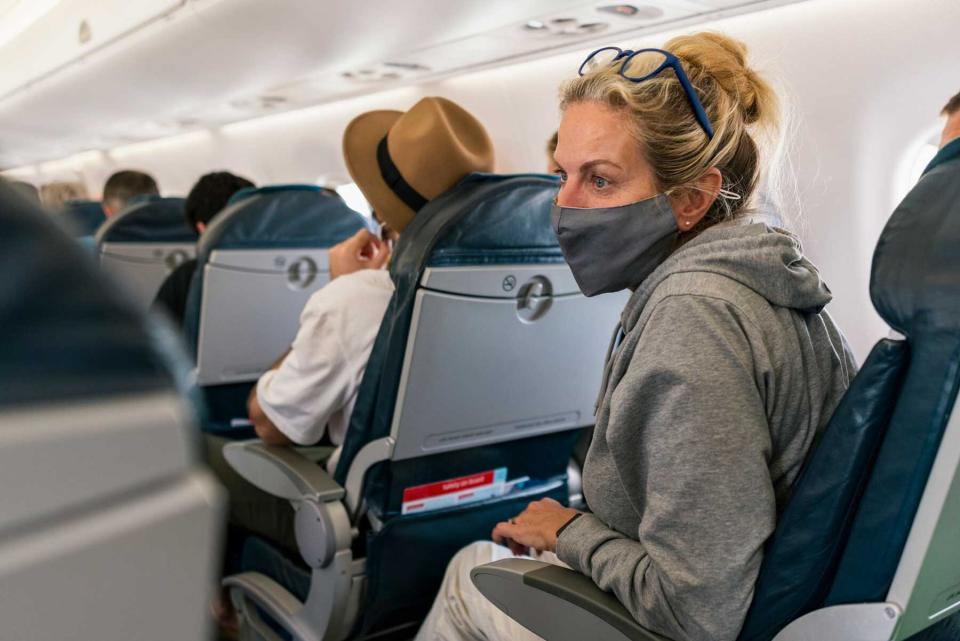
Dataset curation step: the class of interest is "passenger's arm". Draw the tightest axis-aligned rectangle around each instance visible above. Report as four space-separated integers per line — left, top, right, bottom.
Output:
554 295 775 641
248 389 294 445
248 293 352 447
247 349 292 445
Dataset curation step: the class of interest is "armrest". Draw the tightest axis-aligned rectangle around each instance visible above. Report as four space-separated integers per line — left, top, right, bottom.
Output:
471 559 673 641
224 572 322 641
223 440 344 502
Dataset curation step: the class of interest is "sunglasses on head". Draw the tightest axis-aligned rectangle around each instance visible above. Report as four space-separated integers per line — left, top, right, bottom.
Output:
579 46 714 139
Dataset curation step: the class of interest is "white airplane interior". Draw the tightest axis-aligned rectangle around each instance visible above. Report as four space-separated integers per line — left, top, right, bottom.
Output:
1 1 959 640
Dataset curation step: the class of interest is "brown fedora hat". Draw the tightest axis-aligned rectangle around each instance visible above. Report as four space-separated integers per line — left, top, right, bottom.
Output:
342 96 495 232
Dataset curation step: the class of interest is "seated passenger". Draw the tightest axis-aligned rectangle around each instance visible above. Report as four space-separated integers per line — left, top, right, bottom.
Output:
151 171 254 327
416 33 856 641
204 98 494 619
40 180 89 209
247 97 494 457
101 169 159 217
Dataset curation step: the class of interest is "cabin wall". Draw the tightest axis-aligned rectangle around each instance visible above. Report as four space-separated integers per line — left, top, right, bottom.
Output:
5 0 958 360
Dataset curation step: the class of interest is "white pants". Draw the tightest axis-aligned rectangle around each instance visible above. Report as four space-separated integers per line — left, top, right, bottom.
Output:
414 541 568 641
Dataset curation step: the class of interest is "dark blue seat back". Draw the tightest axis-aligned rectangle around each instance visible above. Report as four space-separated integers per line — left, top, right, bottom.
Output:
738 149 960 640
738 340 909 640
182 185 366 434
328 173 584 633
95 197 194 244
826 151 960 606
334 173 566 487
0 180 177 406
60 200 106 238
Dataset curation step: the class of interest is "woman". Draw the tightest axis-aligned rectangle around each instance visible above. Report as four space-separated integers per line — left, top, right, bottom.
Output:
415 32 856 641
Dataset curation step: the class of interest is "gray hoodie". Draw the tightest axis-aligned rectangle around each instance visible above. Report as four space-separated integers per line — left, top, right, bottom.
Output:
555 221 856 641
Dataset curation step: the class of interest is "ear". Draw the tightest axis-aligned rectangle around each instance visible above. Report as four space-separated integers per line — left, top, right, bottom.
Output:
669 167 722 232
195 221 207 234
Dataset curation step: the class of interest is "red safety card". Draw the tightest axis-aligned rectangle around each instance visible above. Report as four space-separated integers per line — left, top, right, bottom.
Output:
401 467 507 515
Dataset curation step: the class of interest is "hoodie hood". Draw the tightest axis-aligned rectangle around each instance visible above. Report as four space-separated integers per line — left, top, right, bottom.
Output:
622 220 832 332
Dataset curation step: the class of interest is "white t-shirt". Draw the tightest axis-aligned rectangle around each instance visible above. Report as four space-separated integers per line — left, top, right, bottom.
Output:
256 268 395 446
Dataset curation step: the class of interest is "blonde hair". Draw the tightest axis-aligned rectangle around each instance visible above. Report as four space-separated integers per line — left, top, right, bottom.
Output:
40 180 89 209
561 32 783 230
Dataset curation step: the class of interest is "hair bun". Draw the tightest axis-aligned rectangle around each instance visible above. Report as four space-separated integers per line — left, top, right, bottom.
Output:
666 32 778 128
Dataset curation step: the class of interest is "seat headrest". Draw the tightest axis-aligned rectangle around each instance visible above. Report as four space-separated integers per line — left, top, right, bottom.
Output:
226 183 335 207
0 182 177 407
95 197 195 244
183 185 367 359
394 172 563 275
871 159 960 336
60 199 105 237
197 184 365 260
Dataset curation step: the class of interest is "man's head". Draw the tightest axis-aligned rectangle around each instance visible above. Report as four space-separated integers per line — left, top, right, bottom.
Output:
185 171 254 233
940 91 960 148
102 170 159 216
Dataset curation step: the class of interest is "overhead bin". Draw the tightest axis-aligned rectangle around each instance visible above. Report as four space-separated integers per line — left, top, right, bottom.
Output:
0 0 186 100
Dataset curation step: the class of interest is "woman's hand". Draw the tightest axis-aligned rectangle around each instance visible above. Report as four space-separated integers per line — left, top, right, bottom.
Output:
492 498 580 556
328 229 390 280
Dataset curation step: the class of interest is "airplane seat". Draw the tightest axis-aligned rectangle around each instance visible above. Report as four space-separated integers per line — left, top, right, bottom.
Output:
182 184 367 436
95 196 197 310
469 151 960 641
220 172 628 640
0 180 225 641
60 198 106 236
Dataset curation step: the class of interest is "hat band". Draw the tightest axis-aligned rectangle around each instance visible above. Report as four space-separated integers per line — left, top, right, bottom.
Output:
377 135 428 213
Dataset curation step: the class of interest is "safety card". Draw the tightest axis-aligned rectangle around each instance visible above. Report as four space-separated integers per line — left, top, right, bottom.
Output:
401 467 508 515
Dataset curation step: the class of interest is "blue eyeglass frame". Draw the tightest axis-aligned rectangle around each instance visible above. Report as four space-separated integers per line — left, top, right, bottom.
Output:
579 46 715 139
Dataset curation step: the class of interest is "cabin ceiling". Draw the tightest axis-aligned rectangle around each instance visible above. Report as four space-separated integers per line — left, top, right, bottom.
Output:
0 0 803 169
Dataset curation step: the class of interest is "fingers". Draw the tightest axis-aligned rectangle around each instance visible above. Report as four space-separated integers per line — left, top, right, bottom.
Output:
492 521 531 557
491 521 513 545
351 229 382 255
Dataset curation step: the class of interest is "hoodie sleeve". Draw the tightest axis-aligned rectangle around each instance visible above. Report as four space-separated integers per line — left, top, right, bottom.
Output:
555 294 776 641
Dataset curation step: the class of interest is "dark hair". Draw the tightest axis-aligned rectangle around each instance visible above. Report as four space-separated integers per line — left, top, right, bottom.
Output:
184 171 254 229
943 91 960 116
102 170 159 209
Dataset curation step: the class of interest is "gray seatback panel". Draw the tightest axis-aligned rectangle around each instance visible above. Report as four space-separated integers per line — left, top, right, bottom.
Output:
99 242 196 310
0 472 223 641
196 248 331 385
0 393 194 535
390 265 627 461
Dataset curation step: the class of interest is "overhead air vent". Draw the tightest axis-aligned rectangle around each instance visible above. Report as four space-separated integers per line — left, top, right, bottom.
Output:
596 4 665 20
229 95 288 111
521 17 610 36
383 61 430 71
341 62 431 83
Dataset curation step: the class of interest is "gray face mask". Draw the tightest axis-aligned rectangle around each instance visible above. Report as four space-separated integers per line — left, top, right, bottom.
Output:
551 193 678 296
